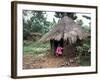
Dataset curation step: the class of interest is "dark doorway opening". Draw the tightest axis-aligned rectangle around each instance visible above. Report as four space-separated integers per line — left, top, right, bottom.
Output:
50 38 64 55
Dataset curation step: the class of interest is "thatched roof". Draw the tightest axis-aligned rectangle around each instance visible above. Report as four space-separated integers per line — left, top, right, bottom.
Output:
40 16 89 44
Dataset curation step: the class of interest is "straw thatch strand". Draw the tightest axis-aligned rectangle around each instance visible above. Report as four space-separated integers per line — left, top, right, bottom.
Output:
40 16 89 44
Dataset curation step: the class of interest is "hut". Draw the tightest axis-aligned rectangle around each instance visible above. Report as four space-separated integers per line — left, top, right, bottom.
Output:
40 16 88 58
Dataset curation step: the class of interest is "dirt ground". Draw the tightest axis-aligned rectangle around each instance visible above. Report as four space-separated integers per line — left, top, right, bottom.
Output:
23 52 79 69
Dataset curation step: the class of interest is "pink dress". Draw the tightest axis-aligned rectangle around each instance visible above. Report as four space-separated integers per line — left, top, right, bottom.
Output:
56 46 63 56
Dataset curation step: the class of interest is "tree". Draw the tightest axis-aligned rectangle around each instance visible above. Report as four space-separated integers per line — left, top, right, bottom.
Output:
30 11 53 34
54 12 77 20
23 19 32 39
76 19 83 26
23 10 53 40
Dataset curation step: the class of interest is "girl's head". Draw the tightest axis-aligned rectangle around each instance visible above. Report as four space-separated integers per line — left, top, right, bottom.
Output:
58 44 60 46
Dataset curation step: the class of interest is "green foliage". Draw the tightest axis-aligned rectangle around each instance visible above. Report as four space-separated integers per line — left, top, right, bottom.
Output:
76 37 90 54
23 19 32 39
23 40 50 56
76 19 83 26
75 37 91 65
54 12 77 20
23 10 53 40
82 25 91 33
30 11 47 33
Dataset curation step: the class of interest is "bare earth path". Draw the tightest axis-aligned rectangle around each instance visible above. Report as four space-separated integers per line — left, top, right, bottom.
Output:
23 53 79 69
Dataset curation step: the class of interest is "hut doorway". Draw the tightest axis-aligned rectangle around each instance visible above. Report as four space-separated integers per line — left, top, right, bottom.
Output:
50 38 64 56
50 39 76 58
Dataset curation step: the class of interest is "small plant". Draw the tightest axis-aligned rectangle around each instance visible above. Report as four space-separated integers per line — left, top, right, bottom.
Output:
76 37 91 65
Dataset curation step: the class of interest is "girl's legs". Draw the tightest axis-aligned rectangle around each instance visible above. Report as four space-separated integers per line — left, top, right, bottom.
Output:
56 53 59 56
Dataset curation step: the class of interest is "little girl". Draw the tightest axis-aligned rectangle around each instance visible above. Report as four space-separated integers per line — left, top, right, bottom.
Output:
56 45 63 56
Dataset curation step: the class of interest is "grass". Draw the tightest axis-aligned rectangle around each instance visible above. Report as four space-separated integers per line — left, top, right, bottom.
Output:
80 56 91 66
76 55 91 66
23 40 50 56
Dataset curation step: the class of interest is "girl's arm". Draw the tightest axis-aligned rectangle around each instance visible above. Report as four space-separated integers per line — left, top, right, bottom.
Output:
61 47 63 49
